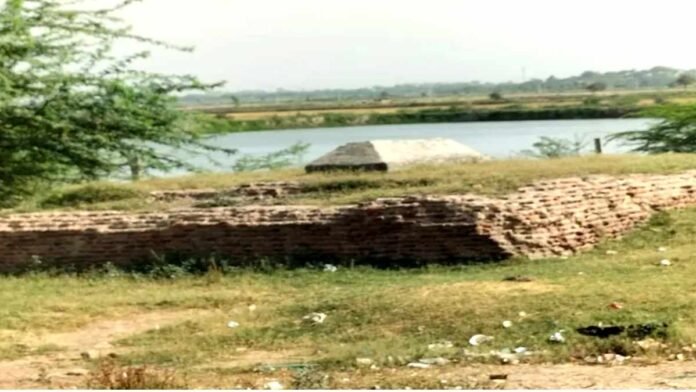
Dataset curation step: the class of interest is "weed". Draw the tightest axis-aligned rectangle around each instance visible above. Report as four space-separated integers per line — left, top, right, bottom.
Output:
86 360 187 389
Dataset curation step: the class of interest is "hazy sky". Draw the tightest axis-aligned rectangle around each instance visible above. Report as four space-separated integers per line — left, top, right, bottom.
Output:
118 0 696 91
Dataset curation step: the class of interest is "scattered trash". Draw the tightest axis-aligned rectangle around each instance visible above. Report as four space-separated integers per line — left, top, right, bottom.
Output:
418 357 450 366
428 341 454 350
608 302 624 310
324 264 338 272
577 323 668 339
469 334 494 346
514 347 527 354
355 358 373 367
518 311 528 318
227 320 240 329
659 259 672 267
303 312 327 324
658 247 668 252
407 362 431 369
248 304 257 312
503 275 534 282
605 250 618 255
549 331 565 343
489 374 508 381
263 380 284 390
502 320 513 329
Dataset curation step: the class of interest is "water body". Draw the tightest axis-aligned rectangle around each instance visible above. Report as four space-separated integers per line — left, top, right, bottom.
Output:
173 118 654 174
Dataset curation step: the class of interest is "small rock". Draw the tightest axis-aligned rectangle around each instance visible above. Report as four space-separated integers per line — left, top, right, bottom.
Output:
324 264 338 272
549 331 565 343
608 302 624 310
605 250 618 255
419 357 450 366
489 374 508 381
248 304 257 312
503 275 534 282
659 259 672 267
407 362 431 369
227 320 240 329
302 312 327 324
65 369 88 377
658 247 668 252
514 347 527 354
264 380 284 390
502 320 513 328
356 358 374 367
518 311 528 318
428 341 454 350
677 353 686 361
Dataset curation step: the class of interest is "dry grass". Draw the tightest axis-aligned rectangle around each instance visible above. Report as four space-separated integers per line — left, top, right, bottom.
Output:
86 360 187 389
13 154 696 212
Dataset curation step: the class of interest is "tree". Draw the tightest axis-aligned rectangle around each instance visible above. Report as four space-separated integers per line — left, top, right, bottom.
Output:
610 105 696 153
674 74 695 90
520 136 588 159
585 82 607 93
0 0 235 199
489 91 503 101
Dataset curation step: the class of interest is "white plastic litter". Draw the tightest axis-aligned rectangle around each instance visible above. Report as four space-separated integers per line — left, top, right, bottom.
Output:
658 247 668 252
227 321 240 329
502 320 513 328
264 381 284 390
303 312 327 324
514 347 527 354
407 362 431 369
659 259 672 267
549 331 566 343
324 264 338 272
248 304 257 312
606 250 618 255
469 334 494 346
419 357 450 366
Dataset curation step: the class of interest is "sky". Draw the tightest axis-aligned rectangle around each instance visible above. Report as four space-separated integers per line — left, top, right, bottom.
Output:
117 0 696 91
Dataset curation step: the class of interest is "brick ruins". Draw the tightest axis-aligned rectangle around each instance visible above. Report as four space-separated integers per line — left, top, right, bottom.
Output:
0 171 694 271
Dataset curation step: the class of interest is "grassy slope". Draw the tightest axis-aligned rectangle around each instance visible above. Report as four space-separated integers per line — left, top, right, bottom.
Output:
0 207 694 387
15 154 696 212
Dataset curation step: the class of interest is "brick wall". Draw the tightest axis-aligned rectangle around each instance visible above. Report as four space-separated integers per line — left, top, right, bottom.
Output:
1 171 695 271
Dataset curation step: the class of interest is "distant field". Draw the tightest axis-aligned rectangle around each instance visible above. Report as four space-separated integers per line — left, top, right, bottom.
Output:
184 89 696 133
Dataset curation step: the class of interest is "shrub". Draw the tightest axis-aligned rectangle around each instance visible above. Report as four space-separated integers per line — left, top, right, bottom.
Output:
39 184 143 209
86 360 187 389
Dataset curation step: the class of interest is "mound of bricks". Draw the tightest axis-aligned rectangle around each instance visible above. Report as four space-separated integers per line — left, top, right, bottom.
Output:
0 171 694 271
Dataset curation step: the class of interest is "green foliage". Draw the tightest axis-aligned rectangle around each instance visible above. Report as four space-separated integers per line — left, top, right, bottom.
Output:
233 142 310 172
489 91 503 101
0 0 235 199
521 136 589 159
611 105 696 153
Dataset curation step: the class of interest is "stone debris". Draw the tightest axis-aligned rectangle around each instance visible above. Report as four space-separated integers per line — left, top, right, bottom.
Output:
418 357 450 366
248 304 257 312
469 334 494 346
659 259 672 267
227 320 240 329
605 250 618 255
502 320 513 328
658 246 668 252
407 362 431 369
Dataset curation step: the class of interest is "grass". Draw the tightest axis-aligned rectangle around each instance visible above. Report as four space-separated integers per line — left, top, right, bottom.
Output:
11 154 696 212
1 206 696 388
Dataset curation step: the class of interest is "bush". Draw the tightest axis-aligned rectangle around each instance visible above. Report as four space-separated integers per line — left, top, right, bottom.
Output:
86 360 187 389
39 184 143 208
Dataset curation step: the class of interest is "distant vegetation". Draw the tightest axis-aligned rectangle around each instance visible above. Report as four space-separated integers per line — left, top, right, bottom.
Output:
181 66 696 106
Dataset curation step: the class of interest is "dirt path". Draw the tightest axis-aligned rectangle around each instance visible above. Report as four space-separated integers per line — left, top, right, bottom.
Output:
0 310 207 388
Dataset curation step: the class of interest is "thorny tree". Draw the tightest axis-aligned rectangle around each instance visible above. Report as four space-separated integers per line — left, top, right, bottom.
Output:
0 0 234 202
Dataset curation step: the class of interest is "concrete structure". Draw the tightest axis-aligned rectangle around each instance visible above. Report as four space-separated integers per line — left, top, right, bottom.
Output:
305 138 488 172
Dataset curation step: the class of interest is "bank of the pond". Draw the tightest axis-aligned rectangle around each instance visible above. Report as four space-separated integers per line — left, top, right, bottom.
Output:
210 106 640 133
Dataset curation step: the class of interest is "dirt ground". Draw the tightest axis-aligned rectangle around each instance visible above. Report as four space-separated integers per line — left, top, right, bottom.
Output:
3 310 696 389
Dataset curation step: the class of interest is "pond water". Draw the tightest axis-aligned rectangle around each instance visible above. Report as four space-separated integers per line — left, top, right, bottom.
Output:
172 118 654 174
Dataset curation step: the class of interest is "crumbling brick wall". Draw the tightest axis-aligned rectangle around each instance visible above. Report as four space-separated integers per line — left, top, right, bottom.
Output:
0 171 694 271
